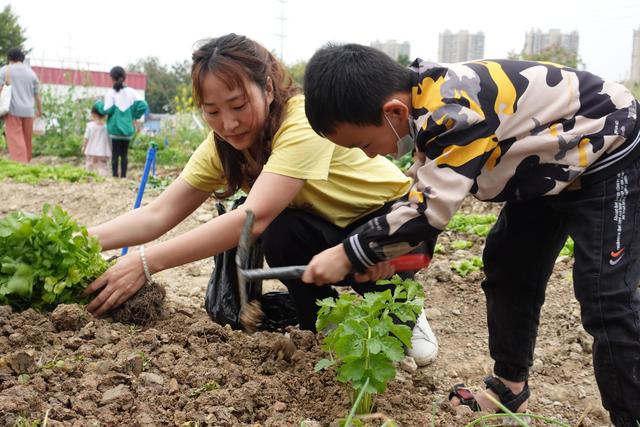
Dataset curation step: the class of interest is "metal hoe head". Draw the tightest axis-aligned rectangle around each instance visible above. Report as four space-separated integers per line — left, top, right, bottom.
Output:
235 209 263 332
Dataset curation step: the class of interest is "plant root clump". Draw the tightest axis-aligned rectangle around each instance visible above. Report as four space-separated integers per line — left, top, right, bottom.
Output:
111 281 166 326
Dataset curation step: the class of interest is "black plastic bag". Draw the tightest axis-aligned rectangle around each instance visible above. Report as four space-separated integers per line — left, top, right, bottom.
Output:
258 291 298 331
204 198 297 331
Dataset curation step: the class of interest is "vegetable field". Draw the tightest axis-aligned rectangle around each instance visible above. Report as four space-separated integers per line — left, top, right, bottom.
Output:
0 159 612 426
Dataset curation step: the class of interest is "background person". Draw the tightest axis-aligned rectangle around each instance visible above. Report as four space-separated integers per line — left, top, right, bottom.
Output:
0 48 42 163
82 105 111 177
95 66 147 178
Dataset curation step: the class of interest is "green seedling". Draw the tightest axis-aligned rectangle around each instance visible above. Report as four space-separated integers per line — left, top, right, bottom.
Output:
13 417 42 427
189 381 220 398
146 175 175 191
560 237 574 257
0 204 109 311
0 158 99 184
433 243 445 254
464 393 571 426
138 351 151 371
41 358 66 370
451 256 484 277
315 275 424 415
451 240 473 250
447 213 497 237
38 353 84 372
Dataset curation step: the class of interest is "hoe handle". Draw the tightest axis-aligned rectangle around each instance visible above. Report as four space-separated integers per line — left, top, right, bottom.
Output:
240 254 430 281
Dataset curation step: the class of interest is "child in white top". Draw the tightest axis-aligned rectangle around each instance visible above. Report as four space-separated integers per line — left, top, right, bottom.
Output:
82 106 111 176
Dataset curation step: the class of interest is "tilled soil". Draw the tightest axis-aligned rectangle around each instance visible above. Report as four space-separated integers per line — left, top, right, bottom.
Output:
0 159 614 426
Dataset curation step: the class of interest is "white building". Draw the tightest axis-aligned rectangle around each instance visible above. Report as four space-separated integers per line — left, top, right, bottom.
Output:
370 40 411 61
438 30 485 63
524 29 579 56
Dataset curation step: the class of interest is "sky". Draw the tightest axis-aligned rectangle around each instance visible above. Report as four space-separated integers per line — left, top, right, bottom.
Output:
5 0 640 82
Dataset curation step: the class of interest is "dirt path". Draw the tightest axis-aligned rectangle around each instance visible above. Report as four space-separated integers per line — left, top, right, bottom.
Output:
0 164 613 426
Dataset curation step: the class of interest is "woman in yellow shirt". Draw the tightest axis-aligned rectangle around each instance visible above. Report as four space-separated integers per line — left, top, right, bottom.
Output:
82 34 437 364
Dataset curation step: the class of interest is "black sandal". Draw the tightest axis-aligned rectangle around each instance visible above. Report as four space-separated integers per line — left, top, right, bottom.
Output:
448 376 530 413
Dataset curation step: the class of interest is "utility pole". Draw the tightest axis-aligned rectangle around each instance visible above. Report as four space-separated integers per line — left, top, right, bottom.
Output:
275 0 287 61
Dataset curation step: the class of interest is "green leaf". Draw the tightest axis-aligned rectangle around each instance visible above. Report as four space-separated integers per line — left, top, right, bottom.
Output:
314 358 336 372
368 354 396 388
5 263 34 296
342 319 366 337
368 336 383 354
335 334 364 358
337 360 365 383
378 336 405 361
389 323 412 348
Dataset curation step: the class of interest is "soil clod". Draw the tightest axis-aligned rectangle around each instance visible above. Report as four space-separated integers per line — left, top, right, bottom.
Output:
111 281 166 326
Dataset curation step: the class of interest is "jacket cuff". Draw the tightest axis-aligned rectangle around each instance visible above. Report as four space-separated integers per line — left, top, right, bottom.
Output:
342 234 380 273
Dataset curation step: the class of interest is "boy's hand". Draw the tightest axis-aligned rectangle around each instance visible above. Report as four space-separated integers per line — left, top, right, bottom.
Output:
355 261 395 283
302 244 352 286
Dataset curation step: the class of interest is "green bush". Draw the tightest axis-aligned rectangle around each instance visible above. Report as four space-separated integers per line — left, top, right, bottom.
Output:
34 87 93 157
129 124 206 166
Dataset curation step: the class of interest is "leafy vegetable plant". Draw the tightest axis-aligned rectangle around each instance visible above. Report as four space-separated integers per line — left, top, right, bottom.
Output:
0 204 109 311
446 213 497 237
315 275 424 415
560 237 574 257
0 158 99 184
451 239 473 250
451 256 484 277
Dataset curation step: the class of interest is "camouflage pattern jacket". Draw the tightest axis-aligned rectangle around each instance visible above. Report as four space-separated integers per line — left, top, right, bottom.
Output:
344 59 639 271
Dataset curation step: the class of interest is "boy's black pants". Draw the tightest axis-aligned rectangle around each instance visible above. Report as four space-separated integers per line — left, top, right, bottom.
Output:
482 157 640 425
261 202 411 331
111 138 130 178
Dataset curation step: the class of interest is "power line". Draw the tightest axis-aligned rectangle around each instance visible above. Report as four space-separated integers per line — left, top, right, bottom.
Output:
275 0 287 61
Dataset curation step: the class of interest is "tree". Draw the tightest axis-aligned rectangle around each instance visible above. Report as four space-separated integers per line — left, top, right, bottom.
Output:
397 54 411 67
0 5 27 63
623 81 640 100
128 57 191 113
286 60 306 87
511 45 584 69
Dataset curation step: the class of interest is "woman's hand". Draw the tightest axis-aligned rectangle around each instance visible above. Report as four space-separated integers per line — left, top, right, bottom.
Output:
83 251 147 316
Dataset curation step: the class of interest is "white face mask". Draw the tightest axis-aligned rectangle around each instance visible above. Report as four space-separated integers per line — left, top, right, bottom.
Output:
384 114 415 159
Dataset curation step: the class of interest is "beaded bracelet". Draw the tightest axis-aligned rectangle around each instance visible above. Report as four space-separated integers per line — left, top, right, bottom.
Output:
139 245 153 283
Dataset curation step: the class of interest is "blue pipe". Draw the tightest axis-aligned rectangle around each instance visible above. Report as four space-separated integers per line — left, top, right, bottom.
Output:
121 144 157 256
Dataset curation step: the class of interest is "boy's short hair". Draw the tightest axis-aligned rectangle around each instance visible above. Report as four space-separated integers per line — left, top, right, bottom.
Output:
7 48 25 62
91 105 105 118
304 43 412 136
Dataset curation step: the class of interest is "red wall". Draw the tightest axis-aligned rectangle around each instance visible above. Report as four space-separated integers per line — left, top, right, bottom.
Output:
32 66 146 90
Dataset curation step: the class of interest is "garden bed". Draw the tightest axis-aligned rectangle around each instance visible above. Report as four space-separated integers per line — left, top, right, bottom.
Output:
0 163 611 426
